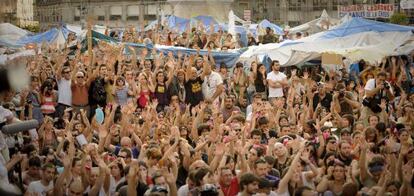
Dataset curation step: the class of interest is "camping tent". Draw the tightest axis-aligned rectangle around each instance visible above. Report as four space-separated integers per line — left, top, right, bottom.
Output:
241 17 414 66
289 10 340 35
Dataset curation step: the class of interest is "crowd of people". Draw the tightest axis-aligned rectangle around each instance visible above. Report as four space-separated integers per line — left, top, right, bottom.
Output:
0 20 414 196
108 22 297 49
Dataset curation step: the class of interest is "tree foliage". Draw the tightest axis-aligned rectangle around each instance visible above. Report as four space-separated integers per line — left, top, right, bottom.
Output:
21 24 40 33
390 12 409 25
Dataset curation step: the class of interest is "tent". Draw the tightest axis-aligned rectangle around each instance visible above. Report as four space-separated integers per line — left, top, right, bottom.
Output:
144 20 159 31
0 23 31 47
289 10 340 35
320 17 414 39
241 17 414 66
213 23 248 47
16 28 67 49
64 24 83 36
193 15 218 26
167 15 191 33
257 19 284 35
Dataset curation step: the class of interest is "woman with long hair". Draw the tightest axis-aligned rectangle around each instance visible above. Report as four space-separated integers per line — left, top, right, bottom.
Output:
136 73 155 109
40 79 57 117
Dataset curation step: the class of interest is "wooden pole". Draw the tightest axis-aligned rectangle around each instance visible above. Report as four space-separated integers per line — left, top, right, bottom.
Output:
87 16 93 67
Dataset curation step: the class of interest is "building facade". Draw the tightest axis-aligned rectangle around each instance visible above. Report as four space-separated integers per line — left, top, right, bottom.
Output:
232 0 399 26
35 0 172 31
168 0 234 22
0 0 36 27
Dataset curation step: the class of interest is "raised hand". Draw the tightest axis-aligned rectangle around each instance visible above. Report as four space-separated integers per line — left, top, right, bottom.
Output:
215 143 225 156
402 161 413 182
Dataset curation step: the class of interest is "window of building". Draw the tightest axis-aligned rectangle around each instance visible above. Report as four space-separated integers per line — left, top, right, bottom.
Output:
110 6 122 21
376 0 390 3
239 2 249 10
313 0 328 11
332 0 339 10
289 21 300 26
74 7 80 21
127 5 139 20
95 6 105 21
144 15 156 21
288 0 301 11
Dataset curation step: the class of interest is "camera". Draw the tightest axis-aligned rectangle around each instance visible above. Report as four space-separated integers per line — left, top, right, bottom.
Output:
383 82 390 89
138 116 145 125
338 91 345 99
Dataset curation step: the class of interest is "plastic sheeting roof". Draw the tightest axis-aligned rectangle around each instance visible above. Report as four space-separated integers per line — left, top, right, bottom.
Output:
258 19 284 35
321 17 414 39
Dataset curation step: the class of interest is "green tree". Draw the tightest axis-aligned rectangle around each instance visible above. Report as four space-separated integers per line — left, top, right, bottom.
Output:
390 12 409 25
21 24 40 33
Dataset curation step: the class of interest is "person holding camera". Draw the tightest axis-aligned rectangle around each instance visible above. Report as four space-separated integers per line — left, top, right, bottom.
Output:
361 72 394 124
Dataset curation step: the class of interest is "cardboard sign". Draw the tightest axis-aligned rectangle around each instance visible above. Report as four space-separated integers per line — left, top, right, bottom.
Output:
322 53 342 66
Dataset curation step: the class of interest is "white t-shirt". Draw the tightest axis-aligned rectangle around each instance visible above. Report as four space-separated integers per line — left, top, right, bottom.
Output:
267 71 287 98
364 78 377 91
57 78 72 106
27 180 53 196
364 78 393 97
202 71 223 100
177 184 189 196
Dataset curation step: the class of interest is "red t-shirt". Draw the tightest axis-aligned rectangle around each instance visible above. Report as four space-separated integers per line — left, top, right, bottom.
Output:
220 177 239 196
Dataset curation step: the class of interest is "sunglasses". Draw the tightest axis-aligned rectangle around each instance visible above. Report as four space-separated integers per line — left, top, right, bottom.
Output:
77 76 84 78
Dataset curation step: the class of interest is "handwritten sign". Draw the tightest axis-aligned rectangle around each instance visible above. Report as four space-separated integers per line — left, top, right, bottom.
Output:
338 4 395 19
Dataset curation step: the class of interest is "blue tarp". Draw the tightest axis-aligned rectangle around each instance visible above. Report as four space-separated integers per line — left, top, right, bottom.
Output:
258 19 284 35
90 30 243 68
193 15 218 26
17 28 60 45
154 45 244 68
145 20 159 31
61 26 74 40
214 24 248 47
167 15 190 33
321 17 414 39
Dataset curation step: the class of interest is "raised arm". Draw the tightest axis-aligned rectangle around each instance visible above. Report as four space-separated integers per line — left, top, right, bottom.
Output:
278 142 304 194
359 137 368 183
54 134 75 195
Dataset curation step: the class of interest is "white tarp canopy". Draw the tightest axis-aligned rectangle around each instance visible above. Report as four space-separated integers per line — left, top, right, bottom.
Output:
288 10 340 35
241 17 414 66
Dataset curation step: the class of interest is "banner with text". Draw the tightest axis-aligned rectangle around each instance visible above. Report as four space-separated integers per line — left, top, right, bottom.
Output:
338 4 394 19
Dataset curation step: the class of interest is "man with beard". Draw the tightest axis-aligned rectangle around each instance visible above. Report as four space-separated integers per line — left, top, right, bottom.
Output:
337 141 353 166
185 67 204 108
221 96 241 121
253 159 279 188
238 173 260 196
266 60 287 100
26 163 55 195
